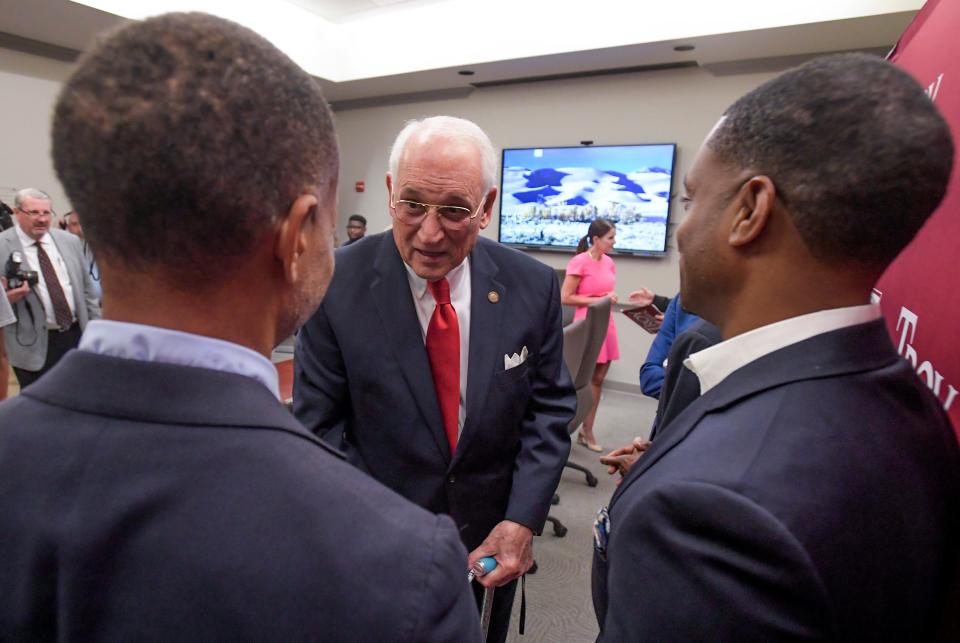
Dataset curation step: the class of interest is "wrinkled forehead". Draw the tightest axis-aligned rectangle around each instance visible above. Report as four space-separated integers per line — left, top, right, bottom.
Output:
397 133 484 184
19 196 52 210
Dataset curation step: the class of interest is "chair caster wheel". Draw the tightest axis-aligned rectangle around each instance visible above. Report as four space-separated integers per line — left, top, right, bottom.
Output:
586 473 599 487
554 524 568 537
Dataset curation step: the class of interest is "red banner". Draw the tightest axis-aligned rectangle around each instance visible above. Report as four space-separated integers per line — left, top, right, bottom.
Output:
877 0 960 435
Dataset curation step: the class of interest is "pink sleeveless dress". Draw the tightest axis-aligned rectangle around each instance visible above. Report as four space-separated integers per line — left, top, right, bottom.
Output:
566 252 619 363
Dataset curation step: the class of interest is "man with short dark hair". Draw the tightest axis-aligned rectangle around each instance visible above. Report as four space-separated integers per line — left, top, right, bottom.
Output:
0 13 480 641
1 188 101 387
343 213 367 245
593 53 960 641
295 115 575 643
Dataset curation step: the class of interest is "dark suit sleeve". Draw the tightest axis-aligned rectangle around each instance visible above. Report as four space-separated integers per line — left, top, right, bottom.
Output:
504 273 575 533
651 322 721 437
653 294 671 312
293 302 350 442
410 515 483 643
600 481 833 642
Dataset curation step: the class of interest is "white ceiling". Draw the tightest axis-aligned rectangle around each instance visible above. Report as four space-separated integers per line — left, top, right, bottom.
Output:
287 0 451 23
0 0 922 104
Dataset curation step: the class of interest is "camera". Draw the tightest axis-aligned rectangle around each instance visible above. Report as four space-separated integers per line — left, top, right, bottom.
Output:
5 251 39 289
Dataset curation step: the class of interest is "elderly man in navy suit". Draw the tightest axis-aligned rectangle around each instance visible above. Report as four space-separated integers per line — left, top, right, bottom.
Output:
0 13 481 641
592 54 960 641
295 116 575 642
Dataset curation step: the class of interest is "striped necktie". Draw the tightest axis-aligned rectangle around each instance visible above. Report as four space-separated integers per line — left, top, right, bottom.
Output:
35 241 73 329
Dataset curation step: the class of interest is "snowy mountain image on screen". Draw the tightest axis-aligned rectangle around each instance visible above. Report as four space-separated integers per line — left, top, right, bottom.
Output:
500 164 672 252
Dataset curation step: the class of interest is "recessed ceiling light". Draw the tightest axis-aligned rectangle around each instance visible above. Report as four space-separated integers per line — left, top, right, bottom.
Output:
674 44 695 52
458 70 475 76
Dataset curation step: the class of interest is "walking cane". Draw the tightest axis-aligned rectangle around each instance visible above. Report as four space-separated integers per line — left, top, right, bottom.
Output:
467 556 498 639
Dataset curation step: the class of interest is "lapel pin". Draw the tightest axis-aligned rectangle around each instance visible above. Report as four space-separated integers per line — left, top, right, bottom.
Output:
487 291 500 303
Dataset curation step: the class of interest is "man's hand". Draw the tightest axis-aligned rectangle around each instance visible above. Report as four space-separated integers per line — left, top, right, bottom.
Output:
468 520 533 588
600 437 651 483
4 279 30 304
627 288 655 306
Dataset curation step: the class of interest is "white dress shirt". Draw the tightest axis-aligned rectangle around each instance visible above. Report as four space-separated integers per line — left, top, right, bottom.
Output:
405 258 471 435
685 304 882 395
79 319 280 399
15 226 77 327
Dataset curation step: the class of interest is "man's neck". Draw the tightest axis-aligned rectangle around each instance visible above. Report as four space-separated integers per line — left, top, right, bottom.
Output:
101 276 281 359
717 275 878 340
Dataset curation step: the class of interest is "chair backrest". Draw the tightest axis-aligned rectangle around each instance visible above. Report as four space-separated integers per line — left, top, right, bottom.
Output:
555 269 576 327
562 318 588 384
576 296 611 387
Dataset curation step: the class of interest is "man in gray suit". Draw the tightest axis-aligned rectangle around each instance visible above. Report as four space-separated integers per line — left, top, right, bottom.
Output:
1 187 100 387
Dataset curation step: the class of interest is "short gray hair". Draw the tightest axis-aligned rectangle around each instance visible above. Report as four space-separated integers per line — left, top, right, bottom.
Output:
388 116 497 191
14 188 51 208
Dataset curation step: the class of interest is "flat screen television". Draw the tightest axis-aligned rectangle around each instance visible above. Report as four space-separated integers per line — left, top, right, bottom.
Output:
497 143 677 256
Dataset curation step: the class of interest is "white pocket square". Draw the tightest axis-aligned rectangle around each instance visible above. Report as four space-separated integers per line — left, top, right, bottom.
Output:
504 346 529 370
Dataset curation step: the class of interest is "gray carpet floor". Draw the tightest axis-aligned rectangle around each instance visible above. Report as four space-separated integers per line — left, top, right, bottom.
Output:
506 390 658 643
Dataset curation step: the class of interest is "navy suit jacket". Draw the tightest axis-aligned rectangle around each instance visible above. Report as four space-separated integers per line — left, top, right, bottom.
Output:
649 319 722 440
294 233 575 550
0 350 481 642
593 319 960 641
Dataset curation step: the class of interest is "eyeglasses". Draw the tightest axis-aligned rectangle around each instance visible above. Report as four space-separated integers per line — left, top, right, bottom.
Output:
390 194 485 229
17 207 54 219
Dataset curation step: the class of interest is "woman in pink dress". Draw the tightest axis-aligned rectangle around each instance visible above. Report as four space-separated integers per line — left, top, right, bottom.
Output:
561 218 620 452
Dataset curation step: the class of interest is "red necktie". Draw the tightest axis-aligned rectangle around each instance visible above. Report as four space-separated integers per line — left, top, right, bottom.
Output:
426 278 460 455
35 242 73 329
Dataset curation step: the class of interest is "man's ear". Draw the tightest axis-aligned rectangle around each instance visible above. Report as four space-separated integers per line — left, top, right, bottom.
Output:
275 193 319 285
729 175 776 247
477 186 497 230
385 173 394 208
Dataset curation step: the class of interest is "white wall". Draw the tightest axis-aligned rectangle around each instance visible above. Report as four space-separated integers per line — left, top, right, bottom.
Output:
331 65 778 390
0 48 74 212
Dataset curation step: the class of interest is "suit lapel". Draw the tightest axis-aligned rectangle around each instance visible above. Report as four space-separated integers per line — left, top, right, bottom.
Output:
1 228 25 267
610 319 900 507
452 242 505 466
369 235 450 461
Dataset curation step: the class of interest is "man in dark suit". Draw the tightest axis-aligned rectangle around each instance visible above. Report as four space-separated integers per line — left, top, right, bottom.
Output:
592 53 960 641
0 14 480 641
1 188 101 387
601 319 722 480
649 319 722 439
342 213 367 246
295 116 575 642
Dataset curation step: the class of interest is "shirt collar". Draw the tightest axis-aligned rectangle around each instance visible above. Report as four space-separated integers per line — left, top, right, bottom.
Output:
684 304 881 395
15 225 50 248
79 319 281 399
403 256 469 301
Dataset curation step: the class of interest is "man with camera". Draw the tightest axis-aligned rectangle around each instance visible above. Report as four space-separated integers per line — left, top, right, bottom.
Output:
1 188 100 387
